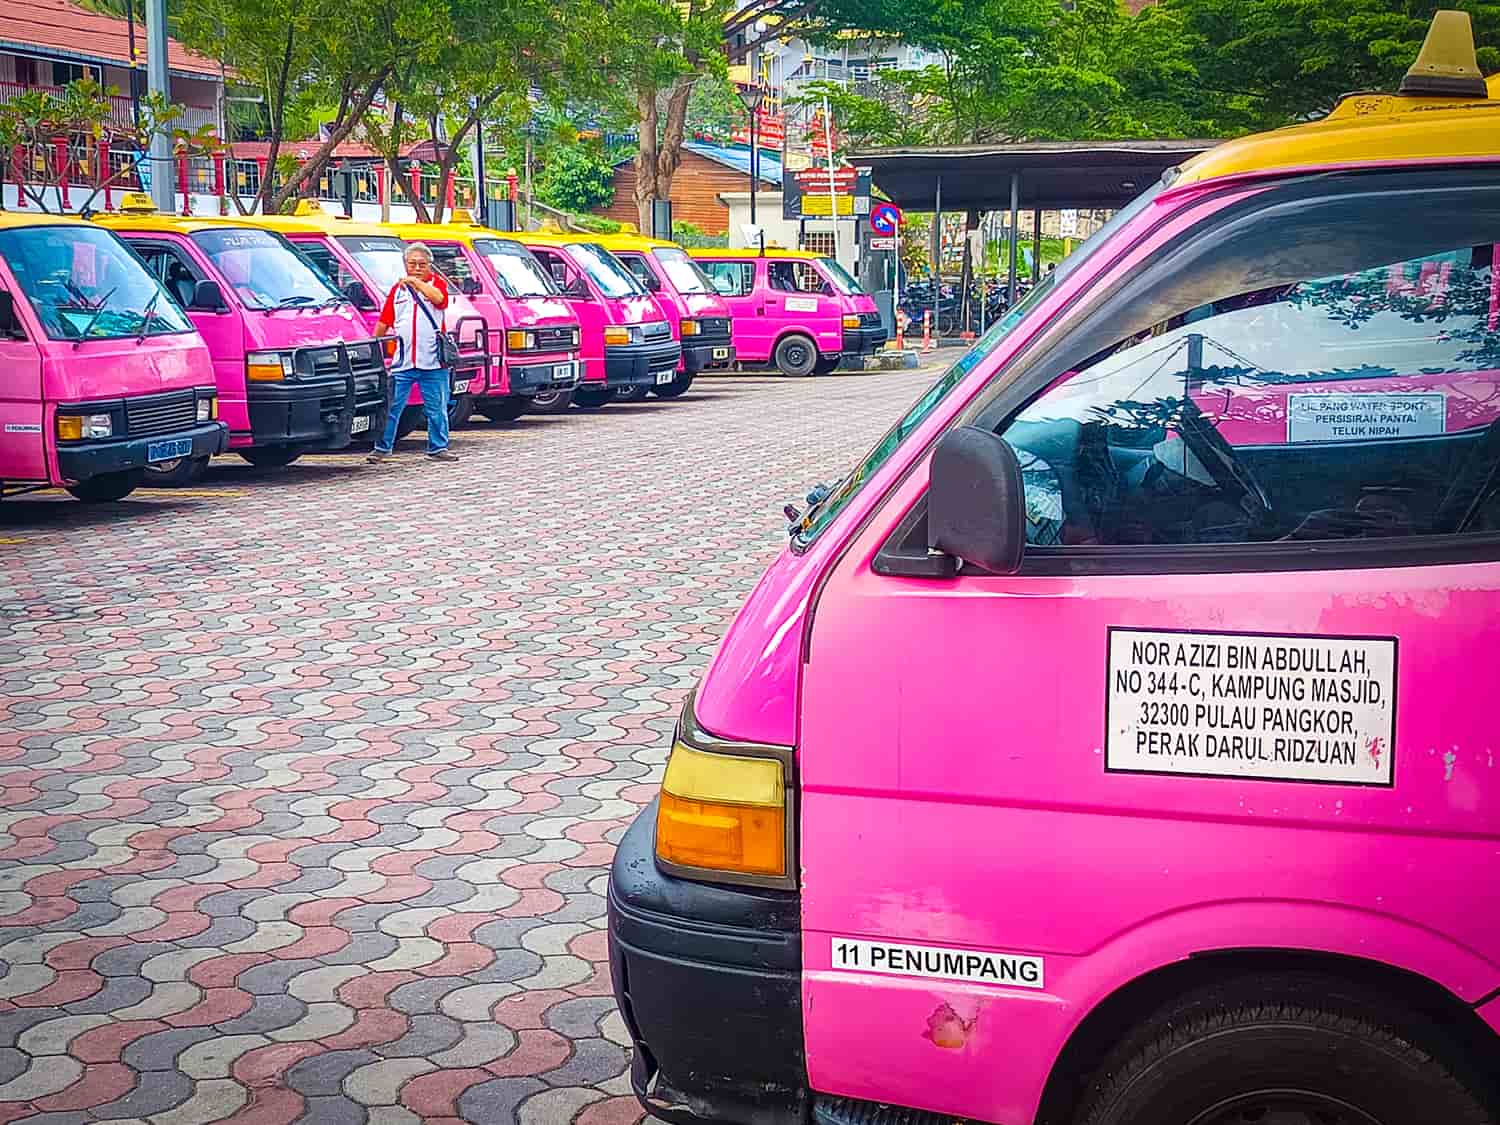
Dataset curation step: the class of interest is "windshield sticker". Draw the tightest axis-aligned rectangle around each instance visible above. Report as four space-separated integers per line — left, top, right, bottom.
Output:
785 296 819 313
832 937 1044 989
1106 627 1396 786
1287 393 1445 443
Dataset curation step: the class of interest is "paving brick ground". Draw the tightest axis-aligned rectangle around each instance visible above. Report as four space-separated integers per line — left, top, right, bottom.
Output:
0 369 938 1125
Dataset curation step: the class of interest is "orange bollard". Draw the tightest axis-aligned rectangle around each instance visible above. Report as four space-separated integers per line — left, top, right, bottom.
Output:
922 310 933 352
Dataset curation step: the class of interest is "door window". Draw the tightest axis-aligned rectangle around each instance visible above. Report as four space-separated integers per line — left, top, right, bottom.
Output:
1000 222 1500 548
530 248 588 298
426 243 474 288
618 254 657 291
769 260 832 294
704 261 753 297
295 241 358 291
130 241 204 310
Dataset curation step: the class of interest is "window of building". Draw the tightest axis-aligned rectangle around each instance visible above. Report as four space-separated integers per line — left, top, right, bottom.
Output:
801 232 836 257
51 62 98 86
15 56 39 86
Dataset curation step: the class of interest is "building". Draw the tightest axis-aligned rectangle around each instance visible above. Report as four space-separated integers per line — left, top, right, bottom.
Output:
595 141 782 235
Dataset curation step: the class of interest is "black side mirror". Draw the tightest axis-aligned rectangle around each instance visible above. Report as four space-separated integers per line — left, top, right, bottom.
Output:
927 426 1027 575
342 279 376 310
459 277 483 296
189 279 225 311
642 274 661 292
0 290 22 338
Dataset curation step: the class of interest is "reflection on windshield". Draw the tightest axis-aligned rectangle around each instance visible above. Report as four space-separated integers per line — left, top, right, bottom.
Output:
570 244 642 299
0 225 192 342
473 239 556 298
655 248 713 295
194 228 339 310
339 236 407 292
818 257 863 296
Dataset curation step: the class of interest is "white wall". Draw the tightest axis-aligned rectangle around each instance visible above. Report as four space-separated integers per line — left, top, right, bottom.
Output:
718 189 860 273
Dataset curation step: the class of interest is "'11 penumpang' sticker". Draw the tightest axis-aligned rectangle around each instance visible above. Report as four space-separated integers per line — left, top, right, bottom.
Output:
1105 627 1396 786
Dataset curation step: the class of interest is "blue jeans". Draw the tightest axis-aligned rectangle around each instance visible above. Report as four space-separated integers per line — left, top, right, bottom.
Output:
377 367 450 454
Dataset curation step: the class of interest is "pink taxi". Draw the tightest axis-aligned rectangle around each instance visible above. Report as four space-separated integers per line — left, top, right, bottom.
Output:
0 213 225 503
609 16 1500 1125
691 247 886 376
96 196 385 482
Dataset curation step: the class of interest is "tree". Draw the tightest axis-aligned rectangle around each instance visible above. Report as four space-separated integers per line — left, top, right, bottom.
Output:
537 145 616 213
0 79 219 213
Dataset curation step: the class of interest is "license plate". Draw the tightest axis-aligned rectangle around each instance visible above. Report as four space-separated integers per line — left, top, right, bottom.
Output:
147 438 192 463
712 347 730 360
554 363 574 381
351 414 371 435
452 379 470 394
655 371 675 385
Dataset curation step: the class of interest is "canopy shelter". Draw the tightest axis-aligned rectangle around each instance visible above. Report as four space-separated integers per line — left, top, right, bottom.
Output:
850 139 1219 310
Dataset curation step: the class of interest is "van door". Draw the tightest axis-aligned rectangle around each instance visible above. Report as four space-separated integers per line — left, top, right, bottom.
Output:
797 174 1500 1124
703 259 767 361
0 283 45 484
529 247 605 382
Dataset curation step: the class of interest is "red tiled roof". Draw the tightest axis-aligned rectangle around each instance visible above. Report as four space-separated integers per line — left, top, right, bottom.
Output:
0 0 220 79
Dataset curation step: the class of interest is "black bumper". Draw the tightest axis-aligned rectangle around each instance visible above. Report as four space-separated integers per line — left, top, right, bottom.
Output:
605 340 683 389
57 421 228 482
247 373 385 450
506 358 581 395
841 326 887 356
608 800 807 1125
682 339 736 375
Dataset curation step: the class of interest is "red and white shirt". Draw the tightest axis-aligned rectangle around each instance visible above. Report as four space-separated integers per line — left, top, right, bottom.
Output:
378 274 450 371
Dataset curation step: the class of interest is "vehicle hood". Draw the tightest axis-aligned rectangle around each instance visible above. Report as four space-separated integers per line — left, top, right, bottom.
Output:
45 332 214 401
242 306 374 350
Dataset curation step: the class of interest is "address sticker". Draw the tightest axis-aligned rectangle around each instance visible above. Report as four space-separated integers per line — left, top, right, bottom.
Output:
785 296 819 313
1106 627 1396 786
832 937 1045 989
1287 393 1444 443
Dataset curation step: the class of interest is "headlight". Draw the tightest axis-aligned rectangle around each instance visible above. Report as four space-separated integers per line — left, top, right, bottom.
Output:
506 329 535 351
842 314 861 329
246 350 293 382
195 397 213 422
56 413 113 441
680 318 700 337
603 325 633 346
656 740 787 880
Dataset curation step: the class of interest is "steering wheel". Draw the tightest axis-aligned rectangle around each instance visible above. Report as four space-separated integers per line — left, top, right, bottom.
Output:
1176 404 1275 524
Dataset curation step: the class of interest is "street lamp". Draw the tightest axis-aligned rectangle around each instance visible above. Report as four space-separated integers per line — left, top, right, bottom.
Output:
735 81 765 226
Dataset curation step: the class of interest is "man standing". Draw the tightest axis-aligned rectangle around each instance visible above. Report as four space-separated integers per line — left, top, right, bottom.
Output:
368 242 459 463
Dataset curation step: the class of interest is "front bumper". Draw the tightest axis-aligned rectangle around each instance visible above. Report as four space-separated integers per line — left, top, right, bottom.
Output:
605 340 683 389
501 357 581 396
840 325 887 356
247 372 385 450
608 800 807 1125
57 421 228 482
682 339 736 375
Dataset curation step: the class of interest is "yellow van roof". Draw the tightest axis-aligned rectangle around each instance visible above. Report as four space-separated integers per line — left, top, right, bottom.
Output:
587 232 679 252
689 248 821 260
0 212 92 231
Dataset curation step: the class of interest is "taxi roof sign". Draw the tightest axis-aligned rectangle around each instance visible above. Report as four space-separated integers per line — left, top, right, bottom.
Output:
118 191 157 214
291 199 326 216
1401 10 1488 98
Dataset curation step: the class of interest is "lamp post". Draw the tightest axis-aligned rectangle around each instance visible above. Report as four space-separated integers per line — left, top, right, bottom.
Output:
735 80 765 227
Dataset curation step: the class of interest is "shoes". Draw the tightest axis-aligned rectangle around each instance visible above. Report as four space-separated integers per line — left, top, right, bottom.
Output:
427 449 460 462
366 450 391 463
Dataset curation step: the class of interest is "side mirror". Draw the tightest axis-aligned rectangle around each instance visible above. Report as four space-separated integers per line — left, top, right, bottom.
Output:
459 277 483 296
342 279 376 310
0 290 22 338
189 278 225 311
643 274 662 292
927 426 1026 575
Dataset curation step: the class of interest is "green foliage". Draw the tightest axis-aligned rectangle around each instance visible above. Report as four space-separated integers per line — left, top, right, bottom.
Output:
537 145 617 212
685 75 745 142
570 214 624 233
670 221 726 248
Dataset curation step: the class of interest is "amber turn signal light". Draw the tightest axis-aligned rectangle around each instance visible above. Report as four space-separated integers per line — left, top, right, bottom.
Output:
655 742 787 879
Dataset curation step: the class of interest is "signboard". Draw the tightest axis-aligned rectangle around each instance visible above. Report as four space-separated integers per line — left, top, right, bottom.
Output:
1059 209 1079 237
870 202 902 235
1105 627 1396 787
869 236 896 250
783 168 871 220
1287 393 1445 444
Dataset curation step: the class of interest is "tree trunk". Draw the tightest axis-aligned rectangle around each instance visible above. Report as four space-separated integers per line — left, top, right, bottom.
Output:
257 25 296 214
632 85 660 232
267 72 389 214
654 76 697 203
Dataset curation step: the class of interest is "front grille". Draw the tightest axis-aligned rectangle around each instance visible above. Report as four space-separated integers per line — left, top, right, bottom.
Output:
698 317 731 337
124 389 196 438
641 321 673 341
535 325 578 351
858 311 882 329
302 340 382 380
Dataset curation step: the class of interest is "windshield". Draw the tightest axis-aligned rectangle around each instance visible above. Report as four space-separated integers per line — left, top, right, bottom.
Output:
654 247 715 295
472 238 557 298
337 235 407 292
0 224 192 341
793 179 1166 547
569 243 644 299
193 227 339 310
818 256 864 296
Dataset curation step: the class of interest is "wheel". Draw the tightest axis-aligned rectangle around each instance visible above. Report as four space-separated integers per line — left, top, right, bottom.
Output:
1074 975 1493 1125
573 387 614 410
447 392 474 427
528 389 574 414
66 470 141 502
773 334 818 377
614 384 649 403
651 374 693 399
237 445 301 469
813 356 840 376
143 455 208 487
475 397 528 423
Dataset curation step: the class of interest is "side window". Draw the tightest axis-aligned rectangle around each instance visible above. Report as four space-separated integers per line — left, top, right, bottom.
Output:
129 242 201 310
705 261 751 297
531 249 587 298
426 244 472 288
770 260 829 294
619 255 656 289
296 243 354 291
1002 244 1500 548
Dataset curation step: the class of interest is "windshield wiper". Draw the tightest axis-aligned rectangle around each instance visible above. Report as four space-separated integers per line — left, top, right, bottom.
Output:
135 290 161 343
70 287 118 348
277 295 316 308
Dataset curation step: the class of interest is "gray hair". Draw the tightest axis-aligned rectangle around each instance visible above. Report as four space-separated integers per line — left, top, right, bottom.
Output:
403 242 434 263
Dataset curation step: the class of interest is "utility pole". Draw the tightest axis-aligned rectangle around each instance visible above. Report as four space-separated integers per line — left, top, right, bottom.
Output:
145 0 174 212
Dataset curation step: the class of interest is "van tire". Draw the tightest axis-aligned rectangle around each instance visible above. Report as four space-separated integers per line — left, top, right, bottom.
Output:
814 356 841 375
774 334 818 377
448 392 474 427
143 455 209 487
652 374 693 398
1073 976 1493 1125
573 387 613 409
528 389 574 413
67 470 142 503
614 384 649 402
475 397 528 423
237 445 301 469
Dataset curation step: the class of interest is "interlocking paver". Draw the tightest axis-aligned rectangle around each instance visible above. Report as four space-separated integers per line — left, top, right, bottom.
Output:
0 371 940 1123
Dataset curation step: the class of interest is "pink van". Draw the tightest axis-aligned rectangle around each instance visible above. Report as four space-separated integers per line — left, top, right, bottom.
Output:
0 214 225 503
609 30 1500 1125
597 233 736 399
690 247 886 376
97 199 385 482
512 233 681 409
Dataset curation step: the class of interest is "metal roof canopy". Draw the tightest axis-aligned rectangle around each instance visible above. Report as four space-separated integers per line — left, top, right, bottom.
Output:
851 139 1220 212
